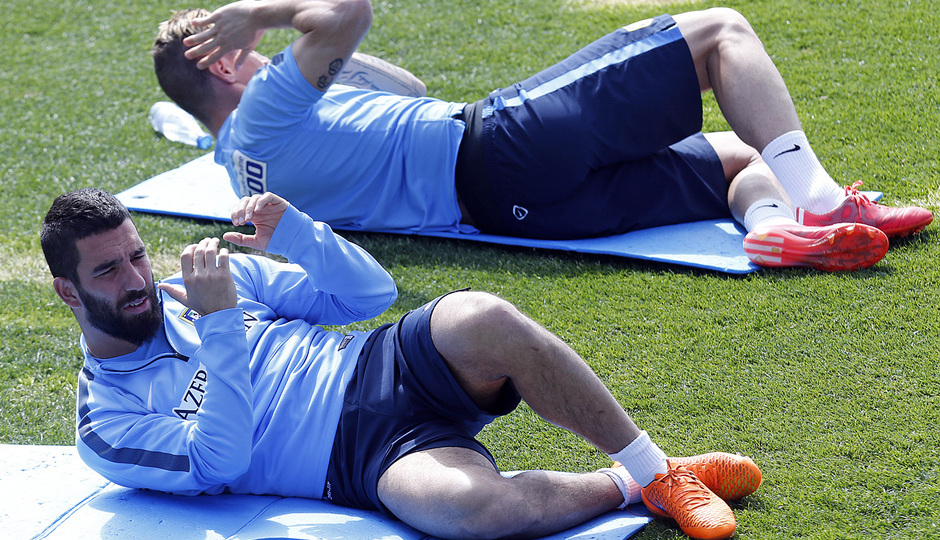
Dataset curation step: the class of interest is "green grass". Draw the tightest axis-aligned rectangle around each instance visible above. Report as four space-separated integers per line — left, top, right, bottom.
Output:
3 0 940 538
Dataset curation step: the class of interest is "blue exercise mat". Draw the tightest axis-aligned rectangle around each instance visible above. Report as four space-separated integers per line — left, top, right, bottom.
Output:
2 444 651 540
117 154 882 275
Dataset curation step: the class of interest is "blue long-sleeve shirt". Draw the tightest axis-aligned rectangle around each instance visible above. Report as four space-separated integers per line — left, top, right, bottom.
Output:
75 204 398 497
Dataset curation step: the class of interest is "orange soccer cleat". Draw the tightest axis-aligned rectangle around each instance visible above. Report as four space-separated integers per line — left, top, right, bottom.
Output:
641 465 736 540
669 452 762 501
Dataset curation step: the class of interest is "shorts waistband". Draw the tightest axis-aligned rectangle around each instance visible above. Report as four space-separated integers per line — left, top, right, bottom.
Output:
454 99 499 231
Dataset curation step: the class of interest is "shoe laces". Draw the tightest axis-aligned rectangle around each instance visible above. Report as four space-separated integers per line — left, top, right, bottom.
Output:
681 460 717 487
656 465 712 511
845 180 874 205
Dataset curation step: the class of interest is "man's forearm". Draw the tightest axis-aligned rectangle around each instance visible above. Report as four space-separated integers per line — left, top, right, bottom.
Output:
185 0 372 81
238 0 367 32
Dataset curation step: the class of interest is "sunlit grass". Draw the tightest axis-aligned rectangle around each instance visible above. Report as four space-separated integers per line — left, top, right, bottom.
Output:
2 0 939 538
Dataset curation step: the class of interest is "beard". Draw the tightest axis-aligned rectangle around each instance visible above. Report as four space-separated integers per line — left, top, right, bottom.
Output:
78 282 163 347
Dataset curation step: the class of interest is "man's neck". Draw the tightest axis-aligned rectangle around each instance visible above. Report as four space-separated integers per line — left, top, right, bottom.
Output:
83 334 140 359
79 320 142 359
205 84 242 137
205 109 230 139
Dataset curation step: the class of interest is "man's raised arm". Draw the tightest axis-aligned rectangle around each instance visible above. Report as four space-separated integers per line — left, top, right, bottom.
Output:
185 0 373 92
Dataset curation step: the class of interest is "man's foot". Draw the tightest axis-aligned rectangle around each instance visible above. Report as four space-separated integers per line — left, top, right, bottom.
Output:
797 181 933 238
641 465 736 540
743 222 888 272
669 452 762 501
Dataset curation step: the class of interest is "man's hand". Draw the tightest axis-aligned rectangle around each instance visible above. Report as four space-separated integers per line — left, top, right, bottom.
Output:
182 0 373 91
158 238 238 315
224 192 290 252
183 0 266 70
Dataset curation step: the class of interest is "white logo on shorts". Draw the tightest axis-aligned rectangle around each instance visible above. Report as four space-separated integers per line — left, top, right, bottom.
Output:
512 205 529 220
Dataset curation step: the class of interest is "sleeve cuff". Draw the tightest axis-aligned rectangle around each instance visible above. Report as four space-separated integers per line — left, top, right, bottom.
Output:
193 307 245 338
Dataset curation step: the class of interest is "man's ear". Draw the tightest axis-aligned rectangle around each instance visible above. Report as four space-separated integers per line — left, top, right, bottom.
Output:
53 277 83 309
208 56 239 83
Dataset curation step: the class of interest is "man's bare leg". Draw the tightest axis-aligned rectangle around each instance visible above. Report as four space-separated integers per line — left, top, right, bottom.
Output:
379 447 622 539
429 291 641 454
706 131 890 271
675 9 801 151
375 291 643 538
675 8 848 212
704 131 795 225
375 292 754 538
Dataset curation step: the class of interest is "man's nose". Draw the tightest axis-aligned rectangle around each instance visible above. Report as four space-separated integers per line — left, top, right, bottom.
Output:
123 263 147 291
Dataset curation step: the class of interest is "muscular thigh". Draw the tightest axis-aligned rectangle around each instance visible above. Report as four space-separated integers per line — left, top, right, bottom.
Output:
378 446 509 537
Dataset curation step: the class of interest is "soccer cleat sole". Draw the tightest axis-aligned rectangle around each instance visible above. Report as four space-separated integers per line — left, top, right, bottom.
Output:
743 223 888 272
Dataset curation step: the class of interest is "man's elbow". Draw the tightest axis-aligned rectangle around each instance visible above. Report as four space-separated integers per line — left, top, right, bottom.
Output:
343 0 374 38
298 0 373 37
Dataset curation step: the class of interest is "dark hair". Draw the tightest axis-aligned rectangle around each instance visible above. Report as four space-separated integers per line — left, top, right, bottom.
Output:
151 9 214 126
40 188 133 283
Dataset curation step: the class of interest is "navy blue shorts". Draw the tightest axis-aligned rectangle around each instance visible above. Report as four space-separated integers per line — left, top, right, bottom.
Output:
323 293 521 514
456 14 730 239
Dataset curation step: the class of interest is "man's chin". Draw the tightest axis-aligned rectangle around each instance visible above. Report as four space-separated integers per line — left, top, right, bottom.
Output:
79 284 165 347
124 322 163 347
121 308 164 346
90 306 164 347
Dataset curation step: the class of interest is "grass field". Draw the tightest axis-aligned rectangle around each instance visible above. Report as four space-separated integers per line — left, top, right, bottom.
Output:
2 0 939 538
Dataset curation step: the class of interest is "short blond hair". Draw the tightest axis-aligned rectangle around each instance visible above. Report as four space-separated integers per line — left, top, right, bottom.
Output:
151 9 214 125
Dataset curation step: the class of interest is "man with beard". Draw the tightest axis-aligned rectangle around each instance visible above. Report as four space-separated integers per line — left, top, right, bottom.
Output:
43 195 165 354
41 187 762 540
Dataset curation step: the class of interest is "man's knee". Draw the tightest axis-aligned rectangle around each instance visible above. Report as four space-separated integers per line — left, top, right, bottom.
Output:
430 290 545 395
434 291 532 347
677 7 761 50
703 7 761 45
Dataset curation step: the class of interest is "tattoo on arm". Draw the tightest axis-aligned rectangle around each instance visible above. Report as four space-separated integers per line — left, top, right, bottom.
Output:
316 58 345 91
328 58 344 76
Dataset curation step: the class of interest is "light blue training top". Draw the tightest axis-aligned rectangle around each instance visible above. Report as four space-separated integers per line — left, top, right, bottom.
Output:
215 44 476 234
75 204 398 498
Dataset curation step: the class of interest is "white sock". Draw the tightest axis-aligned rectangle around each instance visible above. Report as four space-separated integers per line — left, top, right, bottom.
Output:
761 131 845 213
607 431 668 488
598 465 643 508
743 198 797 232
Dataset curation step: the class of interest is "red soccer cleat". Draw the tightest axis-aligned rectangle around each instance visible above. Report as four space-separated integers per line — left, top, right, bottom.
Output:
797 181 933 238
